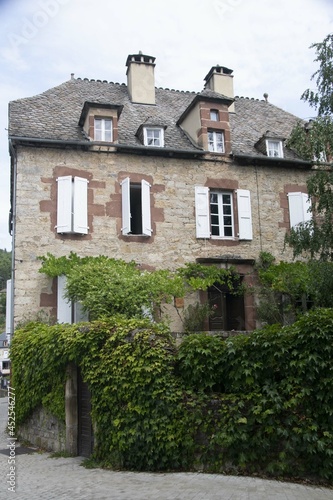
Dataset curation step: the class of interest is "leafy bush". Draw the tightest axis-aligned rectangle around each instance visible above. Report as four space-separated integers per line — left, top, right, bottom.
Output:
10 309 333 481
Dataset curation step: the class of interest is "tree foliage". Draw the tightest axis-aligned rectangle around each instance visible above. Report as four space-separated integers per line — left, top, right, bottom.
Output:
286 33 333 260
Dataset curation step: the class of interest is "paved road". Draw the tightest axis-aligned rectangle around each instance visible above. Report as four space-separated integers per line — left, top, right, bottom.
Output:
1 396 333 500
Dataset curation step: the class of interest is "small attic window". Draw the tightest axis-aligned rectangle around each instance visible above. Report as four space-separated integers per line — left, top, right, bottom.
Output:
266 139 283 158
143 127 164 147
94 118 112 142
210 109 219 121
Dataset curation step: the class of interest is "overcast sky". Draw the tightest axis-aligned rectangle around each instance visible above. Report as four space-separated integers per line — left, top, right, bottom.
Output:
0 0 332 251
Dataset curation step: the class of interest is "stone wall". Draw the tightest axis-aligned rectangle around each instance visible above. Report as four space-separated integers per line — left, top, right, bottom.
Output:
13 146 313 328
18 406 66 452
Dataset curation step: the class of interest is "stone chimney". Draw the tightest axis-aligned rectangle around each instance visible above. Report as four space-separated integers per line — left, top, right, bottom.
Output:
126 52 156 105
204 65 235 112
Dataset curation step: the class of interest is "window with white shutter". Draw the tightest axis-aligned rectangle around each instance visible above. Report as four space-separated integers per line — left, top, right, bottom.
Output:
56 176 89 234
121 177 152 236
57 275 89 324
195 186 253 241
287 192 311 228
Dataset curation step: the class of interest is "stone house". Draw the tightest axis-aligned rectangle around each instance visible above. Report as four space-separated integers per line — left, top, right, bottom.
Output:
8 52 313 334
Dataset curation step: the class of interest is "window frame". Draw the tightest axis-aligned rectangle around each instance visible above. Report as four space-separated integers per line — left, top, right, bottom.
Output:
210 190 234 238
266 139 283 158
57 275 89 324
195 186 252 240
210 109 219 121
121 177 152 237
94 117 113 142
208 130 225 153
143 127 164 147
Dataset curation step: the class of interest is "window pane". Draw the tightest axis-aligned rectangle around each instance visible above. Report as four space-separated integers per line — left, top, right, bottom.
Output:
224 227 233 237
210 110 219 121
210 193 218 204
95 129 102 141
222 194 231 204
224 216 232 226
211 214 219 225
211 226 220 236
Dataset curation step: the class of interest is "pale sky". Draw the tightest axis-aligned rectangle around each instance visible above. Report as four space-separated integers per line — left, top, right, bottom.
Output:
0 0 332 251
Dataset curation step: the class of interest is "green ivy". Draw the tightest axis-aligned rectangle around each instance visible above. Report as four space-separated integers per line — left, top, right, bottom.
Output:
10 310 333 481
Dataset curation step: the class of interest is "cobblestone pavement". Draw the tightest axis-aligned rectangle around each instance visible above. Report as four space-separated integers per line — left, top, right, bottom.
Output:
1 397 333 500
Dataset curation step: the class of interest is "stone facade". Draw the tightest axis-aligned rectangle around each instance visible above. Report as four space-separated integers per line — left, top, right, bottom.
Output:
12 145 312 330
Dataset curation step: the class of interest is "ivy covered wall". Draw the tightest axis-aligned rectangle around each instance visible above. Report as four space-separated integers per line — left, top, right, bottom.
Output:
10 310 333 482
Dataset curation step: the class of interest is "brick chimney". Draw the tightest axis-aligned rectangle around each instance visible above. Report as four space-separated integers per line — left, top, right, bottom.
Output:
204 65 235 113
126 52 156 105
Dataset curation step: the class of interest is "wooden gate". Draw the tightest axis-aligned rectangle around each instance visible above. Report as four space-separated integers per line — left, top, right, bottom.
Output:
77 369 94 457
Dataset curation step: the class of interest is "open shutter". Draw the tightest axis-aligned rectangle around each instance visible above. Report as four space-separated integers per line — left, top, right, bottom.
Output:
57 275 72 324
195 186 210 238
141 179 152 236
237 189 252 240
121 177 131 235
56 176 72 233
288 192 311 228
73 177 89 234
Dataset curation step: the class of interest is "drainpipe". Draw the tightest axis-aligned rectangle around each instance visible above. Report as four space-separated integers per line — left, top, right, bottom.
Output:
8 139 16 342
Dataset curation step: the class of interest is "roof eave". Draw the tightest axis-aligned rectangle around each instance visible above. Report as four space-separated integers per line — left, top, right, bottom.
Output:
232 152 312 169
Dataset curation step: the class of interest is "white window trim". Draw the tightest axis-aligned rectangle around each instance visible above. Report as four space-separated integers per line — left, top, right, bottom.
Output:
56 176 89 235
94 117 113 142
121 177 152 236
266 139 284 158
57 275 89 324
143 127 164 147
287 192 311 228
208 130 225 153
210 190 234 238
194 186 252 240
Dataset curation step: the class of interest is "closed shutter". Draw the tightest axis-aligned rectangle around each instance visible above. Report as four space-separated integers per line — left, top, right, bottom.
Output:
288 192 311 228
73 177 89 234
237 189 253 240
56 176 72 233
57 275 72 324
195 186 210 238
141 179 152 236
121 177 131 235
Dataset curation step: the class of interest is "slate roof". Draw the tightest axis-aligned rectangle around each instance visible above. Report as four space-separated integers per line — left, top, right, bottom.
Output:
8 77 305 160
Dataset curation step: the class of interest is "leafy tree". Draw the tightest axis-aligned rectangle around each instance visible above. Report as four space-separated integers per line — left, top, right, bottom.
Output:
286 33 333 260
0 249 11 289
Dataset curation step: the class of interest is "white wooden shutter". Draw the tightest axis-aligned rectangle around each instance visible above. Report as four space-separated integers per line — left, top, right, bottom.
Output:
56 176 72 233
195 186 210 238
73 176 89 234
237 189 253 240
121 177 131 235
57 275 72 324
141 179 152 236
288 192 311 228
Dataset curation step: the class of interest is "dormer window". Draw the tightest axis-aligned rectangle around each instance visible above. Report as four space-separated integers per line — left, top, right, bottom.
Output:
266 139 283 158
210 109 219 121
94 118 113 142
208 130 225 153
143 127 164 147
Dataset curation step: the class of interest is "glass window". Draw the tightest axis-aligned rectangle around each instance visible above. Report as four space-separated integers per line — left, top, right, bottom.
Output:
208 130 225 153
94 118 113 142
210 191 234 237
144 127 164 147
210 109 219 121
266 139 283 158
